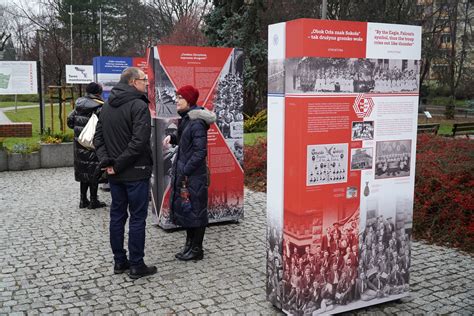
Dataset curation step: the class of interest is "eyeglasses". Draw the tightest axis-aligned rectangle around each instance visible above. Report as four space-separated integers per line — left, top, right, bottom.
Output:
135 78 148 83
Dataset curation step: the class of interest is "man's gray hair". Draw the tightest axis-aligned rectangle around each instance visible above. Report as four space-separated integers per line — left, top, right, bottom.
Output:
119 67 143 84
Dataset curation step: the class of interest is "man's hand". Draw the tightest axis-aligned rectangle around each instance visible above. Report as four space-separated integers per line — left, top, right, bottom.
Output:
106 166 116 175
162 135 171 148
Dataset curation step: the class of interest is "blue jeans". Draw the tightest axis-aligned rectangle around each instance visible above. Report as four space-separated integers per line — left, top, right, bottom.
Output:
109 179 149 267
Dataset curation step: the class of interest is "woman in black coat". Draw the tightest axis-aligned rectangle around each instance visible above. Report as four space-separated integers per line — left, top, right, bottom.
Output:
67 82 107 209
163 85 216 261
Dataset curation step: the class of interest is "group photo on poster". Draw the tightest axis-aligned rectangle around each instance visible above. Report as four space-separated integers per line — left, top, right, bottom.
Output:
213 49 245 167
352 121 374 141
207 189 244 221
358 214 411 300
266 218 284 309
375 140 412 179
285 57 419 94
277 211 362 315
268 59 285 94
307 143 348 186
358 194 414 303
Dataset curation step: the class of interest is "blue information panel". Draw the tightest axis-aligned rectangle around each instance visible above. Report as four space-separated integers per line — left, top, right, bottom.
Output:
93 56 132 100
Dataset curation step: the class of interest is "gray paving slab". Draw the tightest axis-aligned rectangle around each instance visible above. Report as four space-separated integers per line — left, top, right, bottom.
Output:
0 109 11 123
0 167 473 314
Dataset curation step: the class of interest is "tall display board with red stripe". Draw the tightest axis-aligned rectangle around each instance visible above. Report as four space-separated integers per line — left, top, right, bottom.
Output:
147 45 245 229
266 19 421 314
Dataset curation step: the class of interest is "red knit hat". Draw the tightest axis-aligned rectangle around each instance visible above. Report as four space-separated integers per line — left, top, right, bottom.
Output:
177 85 199 105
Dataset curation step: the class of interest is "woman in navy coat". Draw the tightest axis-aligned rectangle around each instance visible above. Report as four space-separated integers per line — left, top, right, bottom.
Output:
163 85 216 261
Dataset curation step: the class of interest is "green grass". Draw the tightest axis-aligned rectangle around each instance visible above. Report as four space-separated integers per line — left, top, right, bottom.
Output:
0 101 38 108
438 123 453 135
244 132 267 146
2 105 74 150
2 136 41 152
4 104 73 134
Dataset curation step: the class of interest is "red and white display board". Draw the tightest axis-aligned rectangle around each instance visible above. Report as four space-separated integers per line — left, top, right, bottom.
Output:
147 45 245 229
266 19 421 314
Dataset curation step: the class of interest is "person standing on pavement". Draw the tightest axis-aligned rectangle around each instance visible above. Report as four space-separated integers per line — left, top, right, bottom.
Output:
163 85 216 261
94 67 156 279
67 82 107 209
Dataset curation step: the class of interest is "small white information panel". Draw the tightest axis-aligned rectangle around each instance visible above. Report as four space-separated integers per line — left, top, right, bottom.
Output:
66 65 94 84
0 61 38 95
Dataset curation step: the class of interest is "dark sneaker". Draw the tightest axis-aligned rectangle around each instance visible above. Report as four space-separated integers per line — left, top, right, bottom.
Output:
114 261 130 274
129 264 157 279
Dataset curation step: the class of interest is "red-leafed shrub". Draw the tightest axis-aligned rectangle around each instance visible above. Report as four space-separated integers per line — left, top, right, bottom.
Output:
414 134 474 252
244 137 267 192
244 134 474 252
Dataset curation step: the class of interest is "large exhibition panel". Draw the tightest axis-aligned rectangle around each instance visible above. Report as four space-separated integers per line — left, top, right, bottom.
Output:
266 19 421 314
147 45 245 229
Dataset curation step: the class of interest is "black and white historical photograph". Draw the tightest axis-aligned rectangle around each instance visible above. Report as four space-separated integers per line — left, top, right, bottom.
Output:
357 213 411 303
267 220 284 309
153 60 177 117
307 143 348 186
213 50 244 167
352 121 375 141
207 189 244 221
162 120 179 187
285 57 419 94
268 59 285 94
351 148 374 171
375 140 411 179
279 211 362 315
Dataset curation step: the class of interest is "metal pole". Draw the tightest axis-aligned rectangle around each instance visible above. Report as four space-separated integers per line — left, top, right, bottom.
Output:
14 94 17 112
69 5 73 64
99 7 103 56
322 0 327 19
37 30 45 134
50 89 54 133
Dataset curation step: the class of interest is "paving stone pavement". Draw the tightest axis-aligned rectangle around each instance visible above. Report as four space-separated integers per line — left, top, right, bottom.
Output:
0 167 473 315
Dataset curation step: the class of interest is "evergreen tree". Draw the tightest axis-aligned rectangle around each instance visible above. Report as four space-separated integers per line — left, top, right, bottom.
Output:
204 0 267 115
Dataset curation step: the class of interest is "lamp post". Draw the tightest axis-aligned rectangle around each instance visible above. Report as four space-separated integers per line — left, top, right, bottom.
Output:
99 7 102 56
36 29 45 134
68 5 73 64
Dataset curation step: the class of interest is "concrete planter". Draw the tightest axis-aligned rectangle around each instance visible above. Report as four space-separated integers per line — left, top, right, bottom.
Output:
40 142 74 168
0 149 7 171
8 151 40 171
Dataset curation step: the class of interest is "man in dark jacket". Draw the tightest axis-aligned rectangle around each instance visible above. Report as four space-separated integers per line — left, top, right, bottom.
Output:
94 67 156 279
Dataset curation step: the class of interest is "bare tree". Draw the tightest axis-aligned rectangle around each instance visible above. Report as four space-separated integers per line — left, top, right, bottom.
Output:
160 12 208 45
146 0 210 41
1 5 13 58
418 2 451 93
434 0 473 118
11 0 70 86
